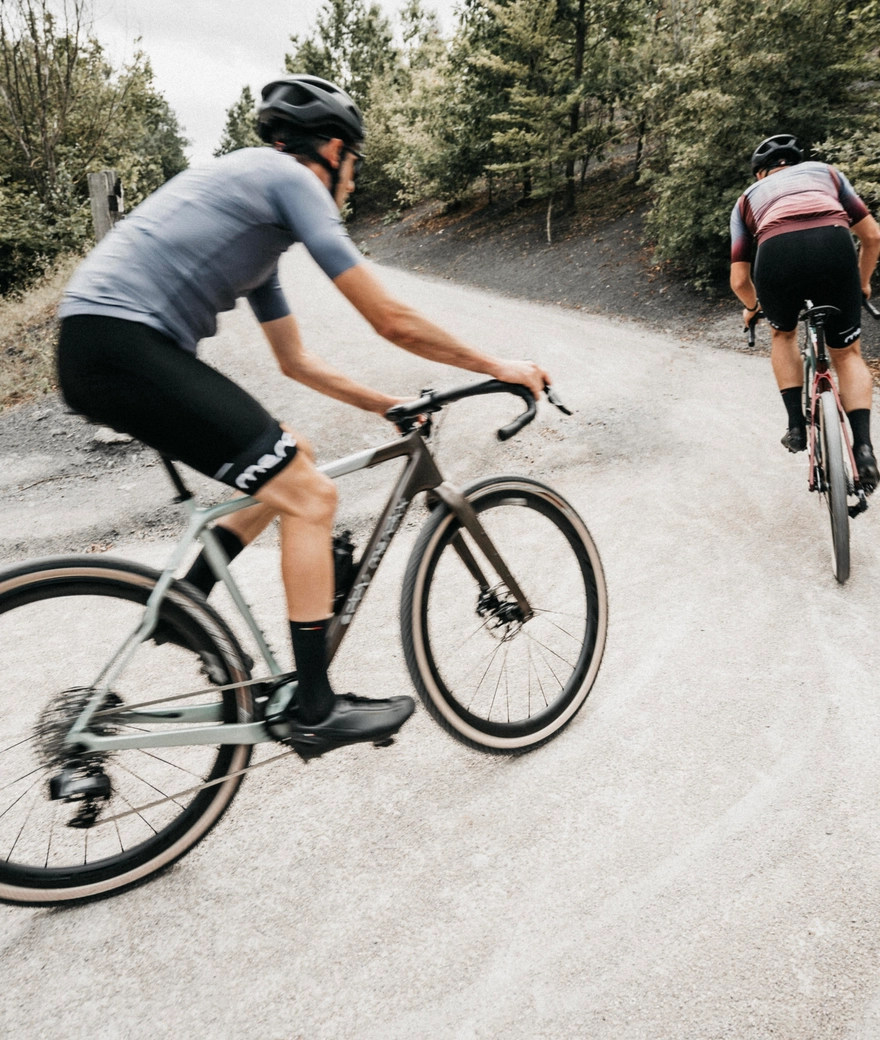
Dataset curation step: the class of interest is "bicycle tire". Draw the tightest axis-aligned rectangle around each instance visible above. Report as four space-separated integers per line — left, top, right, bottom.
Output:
819 391 850 583
401 476 607 753
0 555 254 906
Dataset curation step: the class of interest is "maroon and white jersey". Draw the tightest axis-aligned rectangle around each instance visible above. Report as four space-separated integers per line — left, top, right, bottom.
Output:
730 161 868 263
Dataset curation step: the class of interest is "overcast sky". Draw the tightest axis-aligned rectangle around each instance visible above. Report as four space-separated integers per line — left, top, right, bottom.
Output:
93 0 458 164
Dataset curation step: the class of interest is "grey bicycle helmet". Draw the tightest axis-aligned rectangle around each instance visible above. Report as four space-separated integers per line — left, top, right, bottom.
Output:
257 74 365 147
750 134 803 173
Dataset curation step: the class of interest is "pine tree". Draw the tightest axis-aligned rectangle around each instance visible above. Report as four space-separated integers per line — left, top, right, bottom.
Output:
284 0 397 108
214 86 262 156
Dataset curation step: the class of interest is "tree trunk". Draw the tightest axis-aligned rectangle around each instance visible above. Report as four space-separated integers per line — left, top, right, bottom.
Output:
634 115 647 182
564 0 587 213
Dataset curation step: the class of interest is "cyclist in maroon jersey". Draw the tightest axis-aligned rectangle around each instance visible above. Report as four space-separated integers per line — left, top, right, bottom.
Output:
730 134 880 487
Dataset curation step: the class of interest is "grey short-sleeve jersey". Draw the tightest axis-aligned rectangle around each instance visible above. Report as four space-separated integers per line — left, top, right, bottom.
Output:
59 148 363 353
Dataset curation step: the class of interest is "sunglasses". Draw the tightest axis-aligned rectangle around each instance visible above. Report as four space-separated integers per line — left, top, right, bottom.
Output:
346 148 365 179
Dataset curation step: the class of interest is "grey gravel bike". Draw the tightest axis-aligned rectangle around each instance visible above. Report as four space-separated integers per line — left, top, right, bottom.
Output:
0 379 607 906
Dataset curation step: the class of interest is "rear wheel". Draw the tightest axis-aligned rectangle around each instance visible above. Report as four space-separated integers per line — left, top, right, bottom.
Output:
0 555 253 906
401 477 607 753
819 391 850 583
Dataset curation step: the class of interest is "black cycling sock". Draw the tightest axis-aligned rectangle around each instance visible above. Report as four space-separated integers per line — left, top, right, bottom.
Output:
781 387 805 430
183 527 244 597
289 618 335 724
847 408 873 451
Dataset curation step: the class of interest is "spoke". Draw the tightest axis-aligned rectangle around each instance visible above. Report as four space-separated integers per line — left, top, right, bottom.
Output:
0 766 49 822
466 640 505 714
0 761 47 797
533 614 585 645
438 638 505 701
113 760 188 810
530 647 550 708
0 733 36 757
504 645 510 724
3 773 48 862
532 642 565 693
43 800 57 869
531 606 588 621
523 629 577 672
132 747 207 779
452 616 494 654
487 642 510 723
113 789 159 835
92 749 294 828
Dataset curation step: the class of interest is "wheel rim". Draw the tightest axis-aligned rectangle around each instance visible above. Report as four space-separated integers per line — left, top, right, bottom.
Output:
0 566 249 900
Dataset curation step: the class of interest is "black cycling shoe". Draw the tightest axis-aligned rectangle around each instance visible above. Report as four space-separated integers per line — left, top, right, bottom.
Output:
855 444 880 493
267 693 415 760
781 426 807 453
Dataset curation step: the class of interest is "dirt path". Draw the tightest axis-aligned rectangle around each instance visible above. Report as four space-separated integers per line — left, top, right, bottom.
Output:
352 197 880 358
3 252 880 1039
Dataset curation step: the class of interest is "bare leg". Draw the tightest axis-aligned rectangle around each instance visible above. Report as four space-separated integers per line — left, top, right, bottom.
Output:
770 327 801 389
253 426 414 738
215 499 277 547
830 339 873 412
253 430 336 622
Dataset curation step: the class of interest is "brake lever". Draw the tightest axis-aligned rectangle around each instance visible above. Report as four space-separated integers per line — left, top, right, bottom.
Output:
544 383 572 416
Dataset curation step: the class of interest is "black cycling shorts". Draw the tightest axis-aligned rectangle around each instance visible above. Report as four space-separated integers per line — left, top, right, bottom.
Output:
57 314 298 493
753 224 861 349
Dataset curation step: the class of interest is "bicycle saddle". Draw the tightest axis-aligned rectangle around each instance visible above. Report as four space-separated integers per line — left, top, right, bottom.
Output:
799 304 841 325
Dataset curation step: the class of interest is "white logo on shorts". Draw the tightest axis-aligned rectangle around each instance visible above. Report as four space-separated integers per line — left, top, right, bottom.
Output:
235 432 297 489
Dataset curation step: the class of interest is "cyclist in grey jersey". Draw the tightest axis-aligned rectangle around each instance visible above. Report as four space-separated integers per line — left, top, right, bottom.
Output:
60 147 364 353
57 75 550 755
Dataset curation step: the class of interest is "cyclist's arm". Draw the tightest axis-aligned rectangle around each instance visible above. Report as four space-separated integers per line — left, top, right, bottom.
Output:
260 313 402 415
333 262 549 398
730 261 759 311
852 214 880 299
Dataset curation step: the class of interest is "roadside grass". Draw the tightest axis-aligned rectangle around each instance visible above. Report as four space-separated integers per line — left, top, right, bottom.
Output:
0 255 78 411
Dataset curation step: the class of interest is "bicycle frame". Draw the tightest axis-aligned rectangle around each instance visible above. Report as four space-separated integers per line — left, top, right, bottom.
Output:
801 305 864 506
66 427 532 756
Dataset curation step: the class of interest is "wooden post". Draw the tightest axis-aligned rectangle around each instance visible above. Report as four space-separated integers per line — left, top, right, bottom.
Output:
87 170 124 242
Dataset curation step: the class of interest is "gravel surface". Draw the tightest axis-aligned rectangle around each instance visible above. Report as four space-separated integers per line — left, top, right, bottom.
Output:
2 250 880 1039
352 196 880 359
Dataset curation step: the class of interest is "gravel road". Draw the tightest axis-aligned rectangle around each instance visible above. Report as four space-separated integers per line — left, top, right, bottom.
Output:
2 250 880 1039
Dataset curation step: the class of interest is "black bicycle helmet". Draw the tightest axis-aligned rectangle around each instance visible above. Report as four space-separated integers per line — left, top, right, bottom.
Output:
750 134 804 173
257 74 365 147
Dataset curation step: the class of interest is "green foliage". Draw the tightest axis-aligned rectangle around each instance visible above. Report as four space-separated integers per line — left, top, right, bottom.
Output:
387 0 515 204
645 0 880 288
285 0 396 107
0 0 188 294
215 86 263 156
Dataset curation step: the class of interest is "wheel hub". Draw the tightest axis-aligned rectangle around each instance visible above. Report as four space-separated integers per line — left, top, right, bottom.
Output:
477 586 525 641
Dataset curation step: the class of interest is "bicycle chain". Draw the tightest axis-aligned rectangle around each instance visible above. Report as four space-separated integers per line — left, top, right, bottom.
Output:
89 747 298 827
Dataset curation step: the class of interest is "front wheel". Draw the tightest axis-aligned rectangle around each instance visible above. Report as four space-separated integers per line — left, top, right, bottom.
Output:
0 555 254 906
401 477 608 753
819 390 850 583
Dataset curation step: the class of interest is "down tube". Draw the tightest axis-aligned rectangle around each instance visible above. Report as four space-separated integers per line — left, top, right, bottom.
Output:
325 439 443 662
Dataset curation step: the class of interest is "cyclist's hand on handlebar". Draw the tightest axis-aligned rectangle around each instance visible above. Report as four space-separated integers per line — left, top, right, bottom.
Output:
742 307 762 330
491 359 550 400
